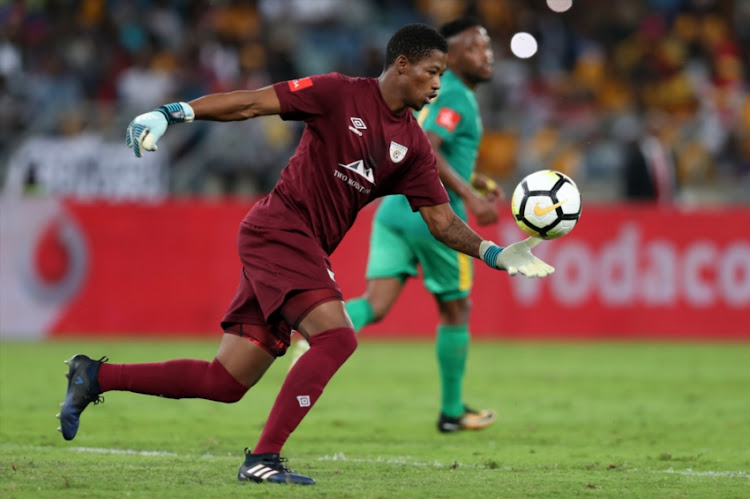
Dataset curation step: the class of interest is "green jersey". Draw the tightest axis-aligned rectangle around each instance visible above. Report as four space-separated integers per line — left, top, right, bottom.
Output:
375 69 482 229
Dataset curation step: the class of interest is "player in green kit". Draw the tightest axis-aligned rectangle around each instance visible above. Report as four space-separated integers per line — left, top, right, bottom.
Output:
291 17 502 432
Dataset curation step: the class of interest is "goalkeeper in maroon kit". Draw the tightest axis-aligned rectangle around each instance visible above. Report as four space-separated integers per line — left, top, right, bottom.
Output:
56 23 553 486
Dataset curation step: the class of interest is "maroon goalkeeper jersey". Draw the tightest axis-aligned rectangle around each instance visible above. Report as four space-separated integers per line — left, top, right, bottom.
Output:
245 72 449 255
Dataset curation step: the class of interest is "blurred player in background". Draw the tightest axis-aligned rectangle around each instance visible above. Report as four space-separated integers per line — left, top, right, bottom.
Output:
291 17 502 434
56 23 552 486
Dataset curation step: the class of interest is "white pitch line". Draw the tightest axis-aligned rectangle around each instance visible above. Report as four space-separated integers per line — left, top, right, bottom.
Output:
3 445 748 479
0 444 210 459
70 446 179 457
661 467 750 479
319 453 750 480
317 452 478 469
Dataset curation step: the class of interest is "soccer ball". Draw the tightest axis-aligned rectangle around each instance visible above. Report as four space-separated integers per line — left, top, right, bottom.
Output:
511 170 582 239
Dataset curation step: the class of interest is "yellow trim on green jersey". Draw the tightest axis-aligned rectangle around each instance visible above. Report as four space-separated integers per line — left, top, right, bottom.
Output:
458 252 472 291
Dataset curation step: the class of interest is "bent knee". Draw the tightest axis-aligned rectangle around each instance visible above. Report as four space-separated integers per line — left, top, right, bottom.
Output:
213 380 249 403
438 298 471 324
218 388 247 404
207 359 251 403
329 327 358 359
339 328 358 357
311 327 358 360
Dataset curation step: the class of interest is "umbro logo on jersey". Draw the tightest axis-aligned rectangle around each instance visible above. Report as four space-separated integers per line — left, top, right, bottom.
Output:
297 395 311 407
338 159 374 183
349 117 367 136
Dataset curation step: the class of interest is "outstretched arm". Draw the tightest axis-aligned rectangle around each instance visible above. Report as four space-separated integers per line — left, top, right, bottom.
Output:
189 86 281 121
418 203 554 278
126 87 281 157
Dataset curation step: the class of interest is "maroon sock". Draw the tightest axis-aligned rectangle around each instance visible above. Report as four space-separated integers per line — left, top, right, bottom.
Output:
253 327 357 454
98 358 248 402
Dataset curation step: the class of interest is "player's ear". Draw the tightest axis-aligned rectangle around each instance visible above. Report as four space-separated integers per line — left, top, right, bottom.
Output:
395 54 409 74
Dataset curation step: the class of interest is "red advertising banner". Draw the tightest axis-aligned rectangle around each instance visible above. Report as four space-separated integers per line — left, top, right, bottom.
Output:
338 204 750 340
1 198 748 340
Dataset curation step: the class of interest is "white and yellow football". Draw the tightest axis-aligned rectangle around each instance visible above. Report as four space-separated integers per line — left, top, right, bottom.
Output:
511 170 582 239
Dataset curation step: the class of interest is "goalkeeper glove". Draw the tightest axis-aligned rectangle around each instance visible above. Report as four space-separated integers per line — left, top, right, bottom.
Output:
479 238 554 278
126 102 195 157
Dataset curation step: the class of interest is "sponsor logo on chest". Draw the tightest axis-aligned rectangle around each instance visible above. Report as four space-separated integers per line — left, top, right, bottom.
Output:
338 159 374 183
334 159 374 194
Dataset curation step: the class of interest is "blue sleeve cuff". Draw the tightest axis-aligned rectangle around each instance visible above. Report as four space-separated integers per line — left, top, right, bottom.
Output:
158 102 195 124
482 244 503 268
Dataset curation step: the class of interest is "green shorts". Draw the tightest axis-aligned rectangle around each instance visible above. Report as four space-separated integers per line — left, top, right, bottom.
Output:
365 221 473 302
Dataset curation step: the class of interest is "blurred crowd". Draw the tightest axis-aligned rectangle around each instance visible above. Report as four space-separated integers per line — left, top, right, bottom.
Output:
1 0 749 202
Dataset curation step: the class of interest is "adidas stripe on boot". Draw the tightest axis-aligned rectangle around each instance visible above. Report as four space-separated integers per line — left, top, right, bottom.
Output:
238 449 316 485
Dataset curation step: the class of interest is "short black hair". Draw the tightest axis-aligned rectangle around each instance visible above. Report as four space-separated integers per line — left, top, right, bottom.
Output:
439 17 482 39
384 23 447 68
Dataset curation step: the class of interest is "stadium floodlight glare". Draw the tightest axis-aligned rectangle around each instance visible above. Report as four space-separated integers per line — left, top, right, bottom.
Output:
510 32 538 59
547 0 573 13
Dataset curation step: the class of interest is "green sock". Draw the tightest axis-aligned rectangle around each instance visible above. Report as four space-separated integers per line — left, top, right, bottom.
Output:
436 323 469 418
345 298 375 333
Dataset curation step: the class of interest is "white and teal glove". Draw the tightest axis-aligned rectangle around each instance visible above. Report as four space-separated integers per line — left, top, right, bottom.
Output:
126 102 195 157
479 238 554 278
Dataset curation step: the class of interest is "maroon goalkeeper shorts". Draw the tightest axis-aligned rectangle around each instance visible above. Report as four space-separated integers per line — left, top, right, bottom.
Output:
221 220 343 356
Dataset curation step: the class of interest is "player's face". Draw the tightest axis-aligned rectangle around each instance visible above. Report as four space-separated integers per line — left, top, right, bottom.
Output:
402 49 447 111
453 26 494 84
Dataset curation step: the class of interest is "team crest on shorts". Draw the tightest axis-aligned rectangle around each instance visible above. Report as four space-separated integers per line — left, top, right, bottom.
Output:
389 141 408 163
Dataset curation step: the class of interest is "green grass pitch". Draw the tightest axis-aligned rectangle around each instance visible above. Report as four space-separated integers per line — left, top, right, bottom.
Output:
1 339 749 498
